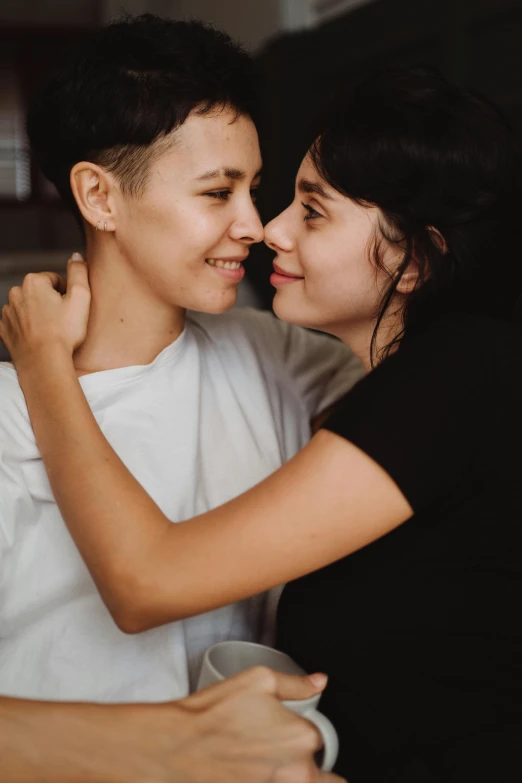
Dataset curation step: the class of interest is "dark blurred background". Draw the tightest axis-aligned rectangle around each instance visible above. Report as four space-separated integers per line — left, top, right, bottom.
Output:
1 0 521 359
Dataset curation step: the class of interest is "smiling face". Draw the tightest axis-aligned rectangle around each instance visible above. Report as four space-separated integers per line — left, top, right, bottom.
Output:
264 154 401 353
111 106 263 314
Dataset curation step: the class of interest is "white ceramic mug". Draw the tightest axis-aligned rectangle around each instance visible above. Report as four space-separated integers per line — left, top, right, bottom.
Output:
197 640 339 772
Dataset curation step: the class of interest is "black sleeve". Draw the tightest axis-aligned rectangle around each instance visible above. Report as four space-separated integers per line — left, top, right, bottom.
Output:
322 315 512 512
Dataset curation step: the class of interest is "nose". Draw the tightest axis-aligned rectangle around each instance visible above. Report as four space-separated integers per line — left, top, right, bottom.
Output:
264 206 294 253
230 198 264 245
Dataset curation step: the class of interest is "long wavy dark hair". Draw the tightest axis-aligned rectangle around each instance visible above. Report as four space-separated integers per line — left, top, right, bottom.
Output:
310 66 522 365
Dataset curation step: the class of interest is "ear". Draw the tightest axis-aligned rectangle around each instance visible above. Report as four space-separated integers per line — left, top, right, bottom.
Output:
395 258 421 294
395 226 447 294
70 162 118 233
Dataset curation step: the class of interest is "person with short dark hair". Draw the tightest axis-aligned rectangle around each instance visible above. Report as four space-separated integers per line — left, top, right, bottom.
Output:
0 14 362 703
5 65 522 781
27 14 256 221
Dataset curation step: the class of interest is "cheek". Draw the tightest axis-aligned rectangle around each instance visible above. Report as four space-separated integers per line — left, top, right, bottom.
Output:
120 198 222 259
300 237 350 293
300 237 380 314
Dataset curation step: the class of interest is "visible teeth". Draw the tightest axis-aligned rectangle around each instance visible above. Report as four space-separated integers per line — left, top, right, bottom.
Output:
206 259 241 270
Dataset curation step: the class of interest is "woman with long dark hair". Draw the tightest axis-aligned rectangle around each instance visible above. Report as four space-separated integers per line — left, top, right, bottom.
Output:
2 66 522 781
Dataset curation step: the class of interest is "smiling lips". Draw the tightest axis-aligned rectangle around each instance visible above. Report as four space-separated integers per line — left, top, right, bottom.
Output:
205 257 303 286
206 258 243 270
205 256 246 282
270 261 304 287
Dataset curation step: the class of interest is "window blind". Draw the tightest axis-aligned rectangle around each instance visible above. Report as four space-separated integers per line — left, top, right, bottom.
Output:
0 65 31 201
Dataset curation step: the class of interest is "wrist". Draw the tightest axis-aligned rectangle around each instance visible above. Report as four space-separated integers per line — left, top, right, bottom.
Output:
15 343 76 383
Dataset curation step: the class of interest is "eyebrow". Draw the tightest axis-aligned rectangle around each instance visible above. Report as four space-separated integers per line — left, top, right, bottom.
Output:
196 167 263 182
297 177 333 200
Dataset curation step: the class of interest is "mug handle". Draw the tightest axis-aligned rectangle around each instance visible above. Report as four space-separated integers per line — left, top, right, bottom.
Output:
303 708 339 772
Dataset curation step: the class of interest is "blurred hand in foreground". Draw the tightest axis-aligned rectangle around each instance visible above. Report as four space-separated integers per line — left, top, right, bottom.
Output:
1 666 346 783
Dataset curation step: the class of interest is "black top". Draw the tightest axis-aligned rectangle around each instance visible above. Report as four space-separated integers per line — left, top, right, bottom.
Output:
276 313 522 782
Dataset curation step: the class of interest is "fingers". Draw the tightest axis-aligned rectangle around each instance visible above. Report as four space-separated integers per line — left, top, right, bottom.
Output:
28 272 66 294
7 285 21 304
189 666 326 706
3 256 84 305
65 253 90 303
15 272 66 296
214 666 327 703
257 668 328 702
45 273 67 295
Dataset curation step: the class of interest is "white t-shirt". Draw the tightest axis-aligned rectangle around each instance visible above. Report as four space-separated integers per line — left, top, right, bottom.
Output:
0 308 363 702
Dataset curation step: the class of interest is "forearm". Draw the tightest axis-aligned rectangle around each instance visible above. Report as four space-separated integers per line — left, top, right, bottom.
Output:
0 668 333 783
1 696 114 783
1 697 82 783
0 696 186 783
16 348 412 635
17 350 171 625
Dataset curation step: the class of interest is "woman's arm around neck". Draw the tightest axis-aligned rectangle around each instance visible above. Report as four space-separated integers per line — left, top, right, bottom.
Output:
16 344 412 633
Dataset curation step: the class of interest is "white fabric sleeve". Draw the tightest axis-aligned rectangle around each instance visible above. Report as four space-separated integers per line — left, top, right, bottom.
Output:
242 309 364 419
0 367 37 562
279 322 364 418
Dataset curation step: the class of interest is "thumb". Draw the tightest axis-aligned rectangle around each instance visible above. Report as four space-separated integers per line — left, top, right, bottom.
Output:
269 671 328 702
65 254 90 300
35 272 67 295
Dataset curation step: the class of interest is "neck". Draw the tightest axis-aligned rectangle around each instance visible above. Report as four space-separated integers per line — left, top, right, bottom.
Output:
334 307 403 372
73 236 185 376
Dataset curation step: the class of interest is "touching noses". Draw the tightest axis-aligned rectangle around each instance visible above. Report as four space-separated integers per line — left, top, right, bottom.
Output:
264 208 294 254
230 196 264 245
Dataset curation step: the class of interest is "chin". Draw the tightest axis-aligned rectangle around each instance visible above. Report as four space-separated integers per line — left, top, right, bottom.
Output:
273 292 330 333
272 292 306 326
192 288 238 315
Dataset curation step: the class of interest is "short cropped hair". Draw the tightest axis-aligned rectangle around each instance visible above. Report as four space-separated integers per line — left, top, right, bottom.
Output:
27 14 256 215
